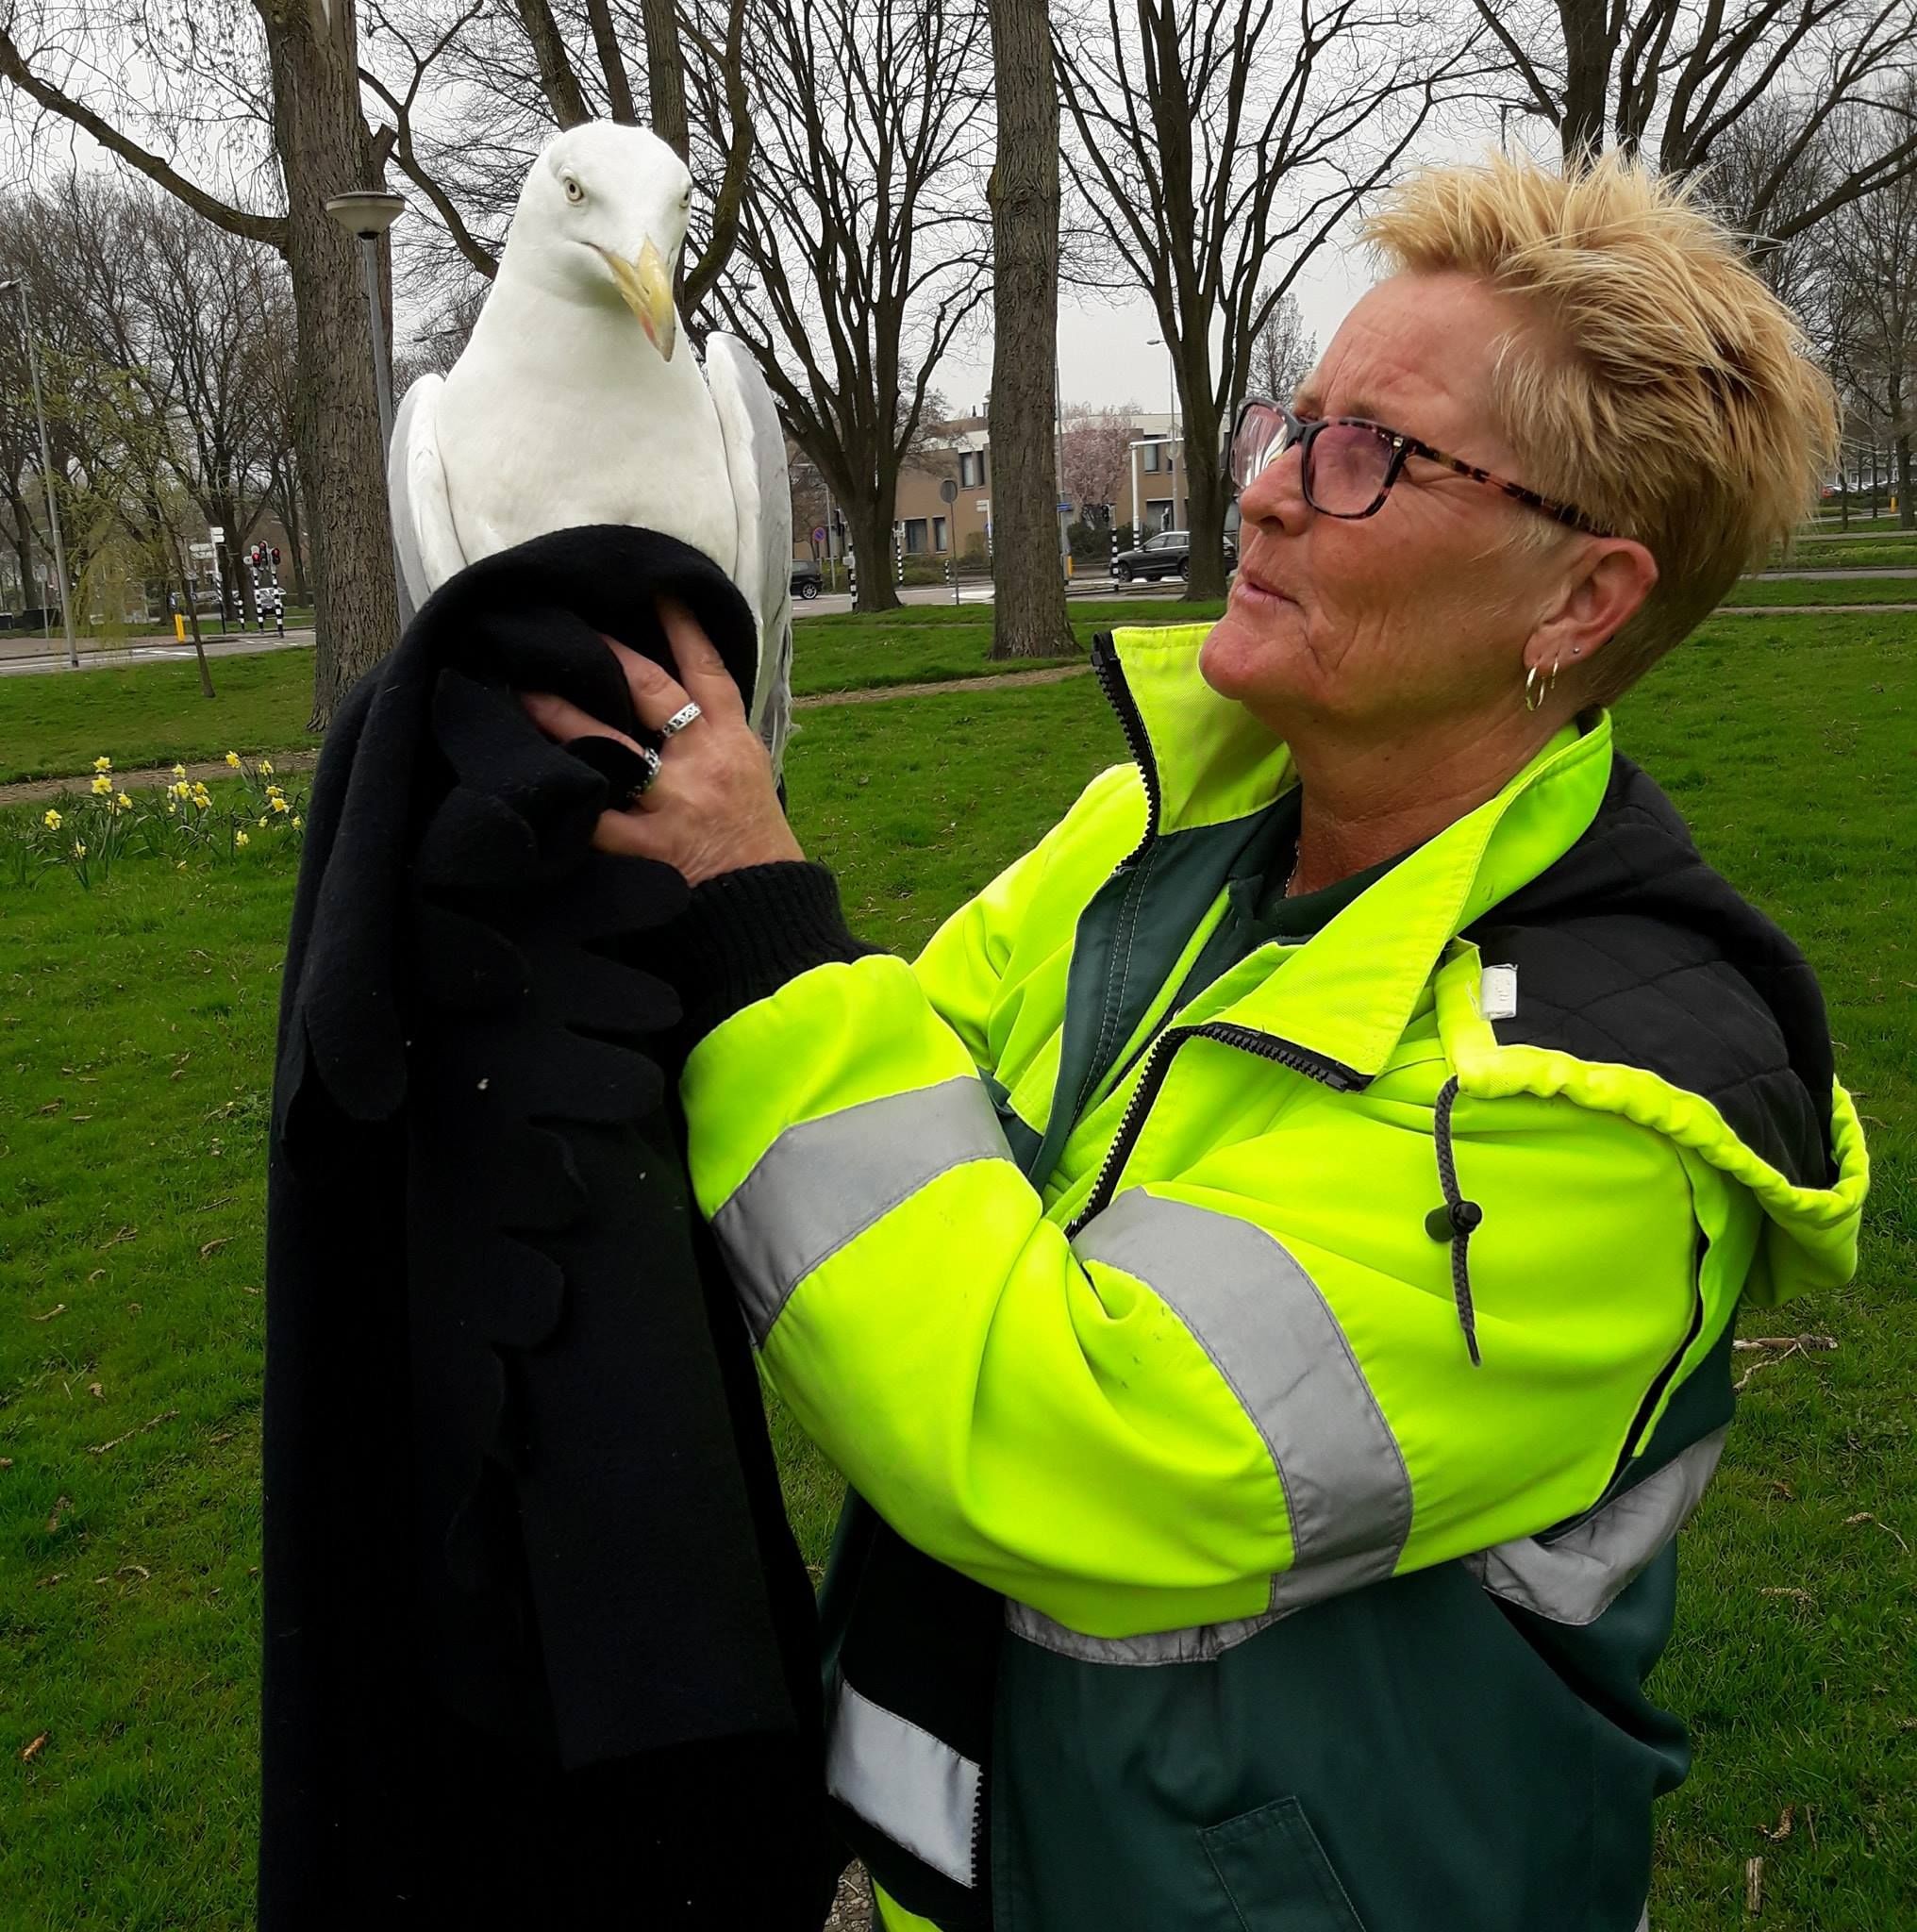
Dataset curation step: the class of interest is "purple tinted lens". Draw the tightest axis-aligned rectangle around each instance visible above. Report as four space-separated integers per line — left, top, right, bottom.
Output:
1307 422 1393 514
1231 404 1292 494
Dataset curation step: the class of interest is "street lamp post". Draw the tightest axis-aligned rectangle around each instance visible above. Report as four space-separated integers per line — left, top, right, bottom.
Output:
0 279 78 668
325 192 408 456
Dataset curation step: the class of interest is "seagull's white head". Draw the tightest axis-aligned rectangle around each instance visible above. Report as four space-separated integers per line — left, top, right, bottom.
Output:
504 121 694 361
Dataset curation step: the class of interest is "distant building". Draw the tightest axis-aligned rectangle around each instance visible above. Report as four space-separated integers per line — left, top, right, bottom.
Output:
790 411 1192 564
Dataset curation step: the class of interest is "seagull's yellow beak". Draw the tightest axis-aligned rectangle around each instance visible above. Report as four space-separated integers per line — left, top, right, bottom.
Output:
599 240 677 361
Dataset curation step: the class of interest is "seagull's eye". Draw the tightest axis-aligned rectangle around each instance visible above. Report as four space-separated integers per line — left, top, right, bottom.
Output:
563 176 585 205
680 187 692 209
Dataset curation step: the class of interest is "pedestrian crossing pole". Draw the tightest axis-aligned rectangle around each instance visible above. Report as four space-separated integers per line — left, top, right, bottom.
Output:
893 524 904 586
848 549 858 608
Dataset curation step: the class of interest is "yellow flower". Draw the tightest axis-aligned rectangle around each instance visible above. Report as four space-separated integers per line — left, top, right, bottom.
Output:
165 801 176 816
235 830 250 847
42 808 61 830
265 784 284 801
73 840 87 858
258 759 275 776
172 780 190 800
92 756 112 774
92 774 112 796
271 796 290 813
258 815 268 827
225 751 242 769
291 815 302 829
116 792 132 809
172 763 186 780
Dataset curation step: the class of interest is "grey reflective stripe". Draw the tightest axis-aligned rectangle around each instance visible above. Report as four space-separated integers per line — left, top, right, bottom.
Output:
1074 1190 1412 1616
713 1075 1010 1344
825 1674 981 1890
1005 1593 1285 1666
1466 1427 1726 1626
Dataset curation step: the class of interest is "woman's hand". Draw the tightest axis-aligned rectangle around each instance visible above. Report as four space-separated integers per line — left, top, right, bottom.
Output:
518 599 803 889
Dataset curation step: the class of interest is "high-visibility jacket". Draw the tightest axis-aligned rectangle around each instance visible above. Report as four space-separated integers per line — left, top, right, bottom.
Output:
679 625 1867 1931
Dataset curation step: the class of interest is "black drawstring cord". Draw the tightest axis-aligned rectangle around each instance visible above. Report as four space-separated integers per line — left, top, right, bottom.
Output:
1425 1076 1484 1367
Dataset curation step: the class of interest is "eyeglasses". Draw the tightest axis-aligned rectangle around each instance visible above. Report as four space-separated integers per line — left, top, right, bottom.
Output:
1225 397 1608 537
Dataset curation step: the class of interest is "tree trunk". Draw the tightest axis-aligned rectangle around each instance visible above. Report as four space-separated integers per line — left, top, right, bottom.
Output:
642 0 690 157
1557 0 1613 164
265 0 402 730
6 484 31 614
1180 379 1229 602
842 491 901 614
984 0 1073 659
1897 427 1913 530
273 454 311 604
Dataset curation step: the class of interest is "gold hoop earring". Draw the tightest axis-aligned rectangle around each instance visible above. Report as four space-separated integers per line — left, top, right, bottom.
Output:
1524 664 1543 712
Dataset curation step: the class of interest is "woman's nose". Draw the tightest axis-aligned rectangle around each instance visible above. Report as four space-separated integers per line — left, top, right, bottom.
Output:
1237 437 1309 535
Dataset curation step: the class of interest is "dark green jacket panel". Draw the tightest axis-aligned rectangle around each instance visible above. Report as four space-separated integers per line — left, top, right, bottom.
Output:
992 1559 1685 1932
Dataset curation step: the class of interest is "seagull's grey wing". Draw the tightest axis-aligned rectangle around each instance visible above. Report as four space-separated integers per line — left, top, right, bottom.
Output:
388 374 465 626
702 334 794 780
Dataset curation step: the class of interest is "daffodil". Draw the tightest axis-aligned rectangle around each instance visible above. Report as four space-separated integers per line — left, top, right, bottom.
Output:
258 759 275 777
258 815 268 827
234 830 250 848
116 792 132 809
291 815 302 829
42 808 61 831
225 751 242 769
172 763 186 780
166 801 176 816
73 840 87 858
92 774 112 796
92 756 112 774
271 796 290 814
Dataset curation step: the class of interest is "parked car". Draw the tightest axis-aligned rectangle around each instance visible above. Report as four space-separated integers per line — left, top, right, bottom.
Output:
791 560 825 600
1110 529 1237 583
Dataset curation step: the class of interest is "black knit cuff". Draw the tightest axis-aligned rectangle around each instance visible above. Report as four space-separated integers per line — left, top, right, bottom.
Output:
668 861 878 1041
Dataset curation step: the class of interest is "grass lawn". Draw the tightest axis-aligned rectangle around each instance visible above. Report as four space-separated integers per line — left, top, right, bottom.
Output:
1772 539 1917 573
1725 575 1917 608
2 622 1913 1927
0 599 1224 787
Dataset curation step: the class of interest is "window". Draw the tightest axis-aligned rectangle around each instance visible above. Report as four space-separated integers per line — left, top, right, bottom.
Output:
903 518 929 555
958 449 988 488
1142 443 1160 474
933 516 948 553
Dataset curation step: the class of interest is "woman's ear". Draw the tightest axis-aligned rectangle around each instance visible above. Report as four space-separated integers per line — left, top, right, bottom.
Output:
1526 536 1659 680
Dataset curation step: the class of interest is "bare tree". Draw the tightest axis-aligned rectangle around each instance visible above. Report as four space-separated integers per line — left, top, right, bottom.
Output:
1822 107 1917 528
1059 403 1137 513
696 0 993 614
1248 291 1317 403
986 0 1075 658
0 0 407 724
1056 0 1471 598
362 0 756 325
1477 0 1917 242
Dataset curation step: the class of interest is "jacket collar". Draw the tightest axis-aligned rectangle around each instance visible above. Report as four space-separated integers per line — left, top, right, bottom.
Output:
1103 624 1614 1076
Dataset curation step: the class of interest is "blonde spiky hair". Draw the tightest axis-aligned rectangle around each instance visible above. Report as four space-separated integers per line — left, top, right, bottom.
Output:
1362 150 1838 697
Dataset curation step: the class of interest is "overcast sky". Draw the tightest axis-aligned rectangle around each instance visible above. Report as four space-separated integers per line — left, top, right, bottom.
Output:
938 242 1375 419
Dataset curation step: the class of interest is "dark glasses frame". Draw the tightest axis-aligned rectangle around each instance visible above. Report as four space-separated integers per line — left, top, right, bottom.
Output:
1226 397 1610 538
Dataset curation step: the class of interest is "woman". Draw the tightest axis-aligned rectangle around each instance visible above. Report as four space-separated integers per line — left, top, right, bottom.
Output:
522 154 1868 1931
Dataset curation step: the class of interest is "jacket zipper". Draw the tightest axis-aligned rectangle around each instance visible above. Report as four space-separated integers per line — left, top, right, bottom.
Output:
1091 632 1160 863
1066 1020 1366 1238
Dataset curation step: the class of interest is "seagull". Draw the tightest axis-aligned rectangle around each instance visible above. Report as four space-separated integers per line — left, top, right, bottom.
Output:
389 121 792 766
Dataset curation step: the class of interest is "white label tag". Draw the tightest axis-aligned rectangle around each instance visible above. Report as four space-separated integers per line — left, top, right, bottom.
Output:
1480 963 1519 1022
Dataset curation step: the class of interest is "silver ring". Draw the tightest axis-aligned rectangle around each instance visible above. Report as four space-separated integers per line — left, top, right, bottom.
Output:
621 745 663 808
658 701 703 739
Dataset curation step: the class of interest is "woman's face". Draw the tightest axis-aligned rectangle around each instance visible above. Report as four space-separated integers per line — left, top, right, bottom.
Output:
1200 271 1568 741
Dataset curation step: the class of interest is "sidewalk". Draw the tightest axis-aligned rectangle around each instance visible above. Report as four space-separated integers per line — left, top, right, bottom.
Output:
0 630 314 676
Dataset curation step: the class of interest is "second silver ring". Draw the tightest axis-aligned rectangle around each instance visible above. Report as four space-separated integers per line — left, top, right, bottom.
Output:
659 701 704 739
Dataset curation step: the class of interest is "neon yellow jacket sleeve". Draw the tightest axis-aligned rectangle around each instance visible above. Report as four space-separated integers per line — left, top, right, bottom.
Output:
680 939 1708 1641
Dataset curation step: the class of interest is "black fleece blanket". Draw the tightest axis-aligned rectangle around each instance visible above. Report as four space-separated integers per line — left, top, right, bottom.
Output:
260 526 836 1928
